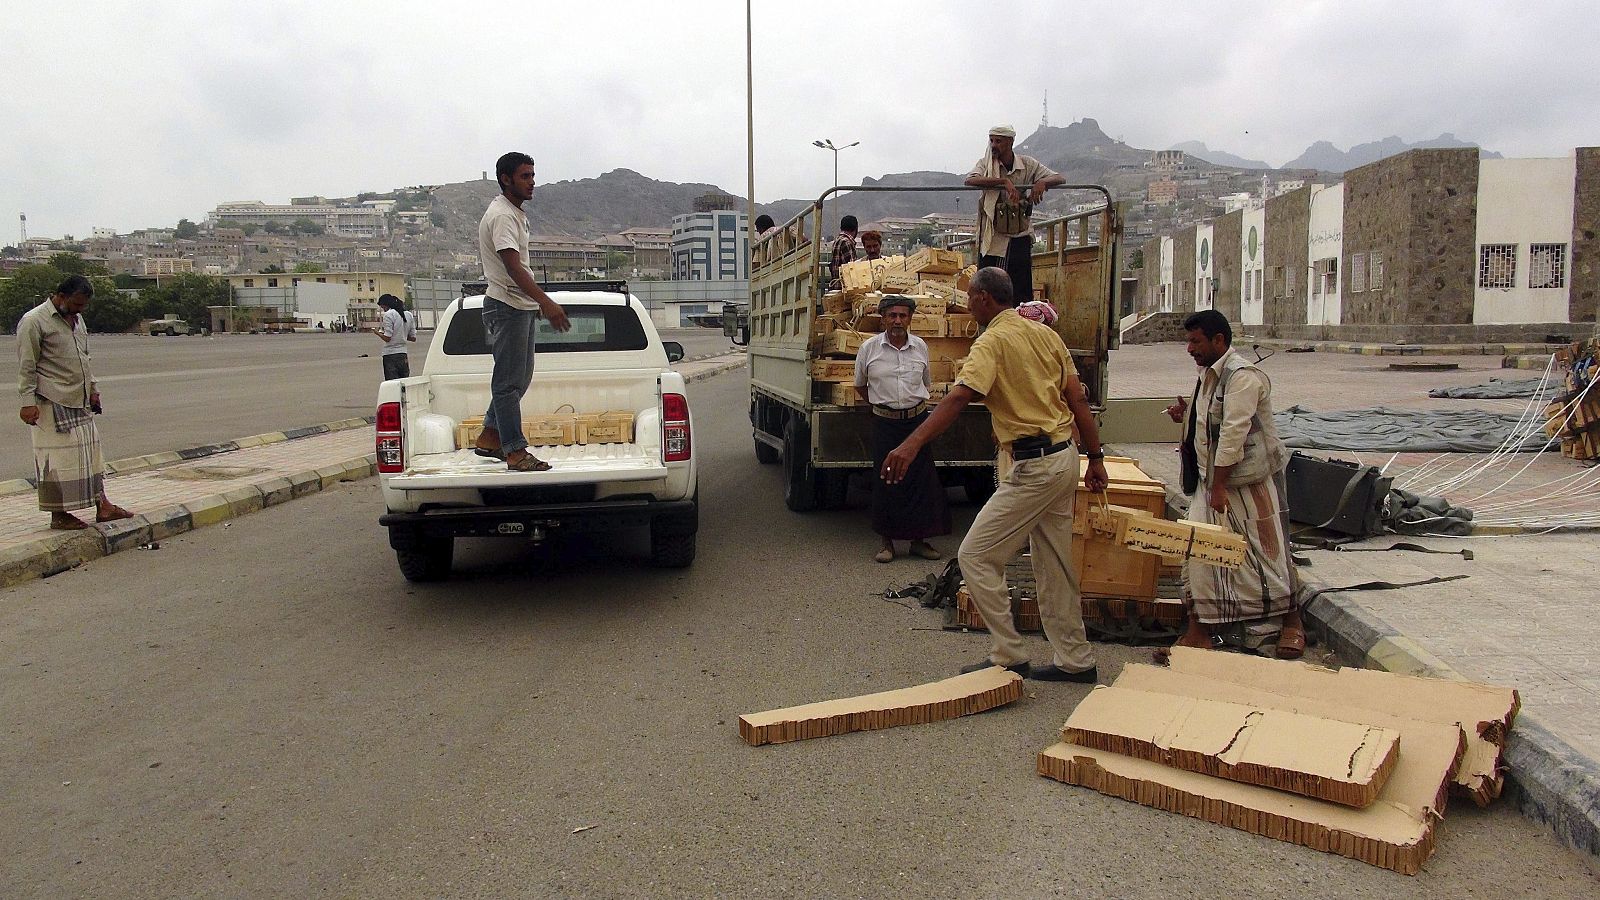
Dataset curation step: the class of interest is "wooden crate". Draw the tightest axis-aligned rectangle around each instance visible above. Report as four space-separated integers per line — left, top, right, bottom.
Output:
923 336 975 362
820 329 866 358
928 358 955 383
524 414 577 446
455 416 485 449
906 246 965 275
574 411 635 444
839 258 875 294
879 271 919 295
909 313 944 337
822 291 853 316
956 264 977 291
826 382 864 406
945 313 979 338
810 359 856 382
1073 471 1167 600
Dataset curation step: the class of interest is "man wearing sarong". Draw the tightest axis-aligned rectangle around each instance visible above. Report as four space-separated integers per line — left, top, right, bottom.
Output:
17 276 133 531
854 295 949 563
1166 310 1305 658
883 267 1108 681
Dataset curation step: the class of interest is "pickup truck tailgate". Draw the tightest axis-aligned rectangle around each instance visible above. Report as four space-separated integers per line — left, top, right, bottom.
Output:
389 443 667 489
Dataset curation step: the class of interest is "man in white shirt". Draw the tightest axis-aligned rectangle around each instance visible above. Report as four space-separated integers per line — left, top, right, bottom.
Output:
474 151 571 472
375 294 415 380
854 295 949 563
963 124 1064 303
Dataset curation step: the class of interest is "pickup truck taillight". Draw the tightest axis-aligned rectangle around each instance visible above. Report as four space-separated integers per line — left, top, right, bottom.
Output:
376 401 404 473
662 392 691 462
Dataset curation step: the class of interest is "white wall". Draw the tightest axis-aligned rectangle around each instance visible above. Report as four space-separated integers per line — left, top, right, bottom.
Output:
293 281 351 316
1194 224 1214 311
1473 155 1576 324
1241 208 1265 326
1158 236 1174 312
1306 183 1344 326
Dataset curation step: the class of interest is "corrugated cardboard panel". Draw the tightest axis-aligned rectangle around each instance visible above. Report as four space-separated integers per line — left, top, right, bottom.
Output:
1062 685 1399 807
1037 742 1438 874
1164 647 1518 805
739 668 1022 746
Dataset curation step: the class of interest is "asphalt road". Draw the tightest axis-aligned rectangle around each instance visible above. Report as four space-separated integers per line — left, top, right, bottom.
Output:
0 326 736 480
2 370 1595 897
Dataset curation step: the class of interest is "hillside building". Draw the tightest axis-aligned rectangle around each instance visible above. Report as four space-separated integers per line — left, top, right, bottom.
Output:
1133 146 1600 341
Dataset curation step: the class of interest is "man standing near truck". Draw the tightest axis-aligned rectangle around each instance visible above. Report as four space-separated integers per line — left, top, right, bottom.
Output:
882 267 1107 682
854 294 949 563
964 125 1064 304
475 151 571 472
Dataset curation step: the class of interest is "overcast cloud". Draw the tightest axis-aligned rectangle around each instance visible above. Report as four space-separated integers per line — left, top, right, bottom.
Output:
4 0 1596 238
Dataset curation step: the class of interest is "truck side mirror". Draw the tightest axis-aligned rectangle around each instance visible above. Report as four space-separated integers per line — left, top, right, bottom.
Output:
663 341 685 363
733 325 749 347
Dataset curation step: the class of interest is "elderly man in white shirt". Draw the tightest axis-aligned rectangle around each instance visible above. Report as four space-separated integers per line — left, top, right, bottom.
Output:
854 295 950 563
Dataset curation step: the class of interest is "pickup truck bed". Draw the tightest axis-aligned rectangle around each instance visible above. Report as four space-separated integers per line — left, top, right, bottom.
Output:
375 287 698 580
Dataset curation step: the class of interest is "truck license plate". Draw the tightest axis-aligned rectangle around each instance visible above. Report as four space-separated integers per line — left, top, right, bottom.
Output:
497 522 525 535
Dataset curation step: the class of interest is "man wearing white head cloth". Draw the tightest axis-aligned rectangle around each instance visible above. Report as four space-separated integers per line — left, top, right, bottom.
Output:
964 125 1064 303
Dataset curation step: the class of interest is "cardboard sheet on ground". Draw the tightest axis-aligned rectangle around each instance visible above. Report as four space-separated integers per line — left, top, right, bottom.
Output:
1043 662 1468 874
1063 685 1400 807
1163 647 1519 804
738 668 1023 746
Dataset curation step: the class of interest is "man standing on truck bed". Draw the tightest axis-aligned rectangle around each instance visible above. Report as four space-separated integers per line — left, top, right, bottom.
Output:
882 267 1107 682
827 215 860 289
475 151 571 472
854 294 948 564
964 125 1064 304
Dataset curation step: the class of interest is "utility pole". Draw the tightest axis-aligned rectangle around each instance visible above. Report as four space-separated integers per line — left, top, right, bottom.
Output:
745 0 756 245
18 213 26 245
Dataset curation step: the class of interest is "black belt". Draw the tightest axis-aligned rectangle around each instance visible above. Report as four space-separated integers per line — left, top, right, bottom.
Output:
872 402 928 420
1010 440 1073 461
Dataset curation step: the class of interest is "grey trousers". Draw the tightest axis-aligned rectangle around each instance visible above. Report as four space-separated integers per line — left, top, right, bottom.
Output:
481 298 538 455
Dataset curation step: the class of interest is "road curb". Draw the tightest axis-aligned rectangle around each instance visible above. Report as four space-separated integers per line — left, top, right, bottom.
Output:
1243 338 1566 357
0 454 376 591
0 415 377 500
683 356 747 384
1300 574 1600 860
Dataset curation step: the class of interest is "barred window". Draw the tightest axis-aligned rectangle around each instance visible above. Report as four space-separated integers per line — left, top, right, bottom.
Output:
1370 253 1384 290
1350 253 1367 293
1530 243 1567 289
1479 244 1517 289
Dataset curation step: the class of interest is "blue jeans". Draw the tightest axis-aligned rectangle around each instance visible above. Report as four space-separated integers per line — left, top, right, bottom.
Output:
481 298 537 455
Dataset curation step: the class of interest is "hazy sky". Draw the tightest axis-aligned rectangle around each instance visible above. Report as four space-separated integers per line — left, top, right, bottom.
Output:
5 0 1596 238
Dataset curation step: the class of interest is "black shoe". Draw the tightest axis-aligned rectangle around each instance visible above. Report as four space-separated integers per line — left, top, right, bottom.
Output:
1030 664 1098 684
960 659 1029 677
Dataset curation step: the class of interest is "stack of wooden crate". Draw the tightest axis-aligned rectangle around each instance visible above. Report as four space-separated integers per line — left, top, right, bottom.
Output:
454 410 636 449
1544 338 1600 459
951 457 1178 633
814 249 979 408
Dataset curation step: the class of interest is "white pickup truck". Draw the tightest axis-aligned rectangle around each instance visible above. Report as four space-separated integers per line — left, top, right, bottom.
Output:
375 282 698 581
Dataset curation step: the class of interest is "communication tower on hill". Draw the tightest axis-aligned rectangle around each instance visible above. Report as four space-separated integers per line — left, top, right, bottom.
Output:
18 213 26 245
1040 91 1049 131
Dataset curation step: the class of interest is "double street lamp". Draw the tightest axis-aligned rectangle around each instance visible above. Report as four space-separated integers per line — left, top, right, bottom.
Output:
813 138 859 233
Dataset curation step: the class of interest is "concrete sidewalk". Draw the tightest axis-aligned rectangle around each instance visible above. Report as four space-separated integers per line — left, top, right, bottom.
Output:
1110 438 1600 862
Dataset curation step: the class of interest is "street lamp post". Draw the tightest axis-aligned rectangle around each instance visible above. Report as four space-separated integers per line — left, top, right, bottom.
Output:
812 138 859 234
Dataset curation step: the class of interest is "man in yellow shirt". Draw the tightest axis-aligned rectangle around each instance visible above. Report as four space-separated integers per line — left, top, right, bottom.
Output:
883 267 1108 681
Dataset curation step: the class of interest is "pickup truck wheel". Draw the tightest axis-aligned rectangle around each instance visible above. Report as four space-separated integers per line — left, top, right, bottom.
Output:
649 528 696 568
396 535 453 582
782 419 818 512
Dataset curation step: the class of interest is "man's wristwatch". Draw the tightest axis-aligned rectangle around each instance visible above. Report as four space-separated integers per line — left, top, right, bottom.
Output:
1083 448 1104 460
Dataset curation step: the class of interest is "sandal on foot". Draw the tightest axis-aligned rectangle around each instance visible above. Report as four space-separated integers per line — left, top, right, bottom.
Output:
874 548 894 563
506 452 552 472
472 445 504 460
1276 626 1306 660
910 542 941 561
51 515 90 531
95 505 133 523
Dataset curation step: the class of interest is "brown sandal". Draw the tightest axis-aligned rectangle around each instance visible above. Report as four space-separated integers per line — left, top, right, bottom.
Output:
51 515 90 531
95 505 134 523
1276 625 1306 660
505 451 552 472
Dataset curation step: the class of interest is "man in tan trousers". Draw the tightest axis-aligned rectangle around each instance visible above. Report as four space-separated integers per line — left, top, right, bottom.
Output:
883 267 1108 681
